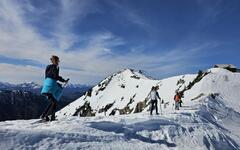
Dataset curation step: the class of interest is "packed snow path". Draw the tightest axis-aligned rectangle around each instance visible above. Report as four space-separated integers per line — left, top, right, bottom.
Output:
0 95 239 150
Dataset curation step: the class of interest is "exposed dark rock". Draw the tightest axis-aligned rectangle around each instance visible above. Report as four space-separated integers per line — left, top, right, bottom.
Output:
179 70 210 95
134 98 149 113
129 69 134 72
177 78 185 86
96 76 113 93
99 86 106 91
109 106 134 115
210 93 220 99
109 108 117 116
214 64 238 72
98 101 115 113
127 97 134 106
119 106 134 115
86 89 92 97
191 93 205 101
120 84 125 88
109 94 136 115
131 75 140 79
73 101 95 117
95 91 99 95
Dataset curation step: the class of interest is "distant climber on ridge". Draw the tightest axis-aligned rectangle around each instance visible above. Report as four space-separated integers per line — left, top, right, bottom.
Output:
40 55 69 121
174 92 181 110
179 92 183 107
148 86 162 115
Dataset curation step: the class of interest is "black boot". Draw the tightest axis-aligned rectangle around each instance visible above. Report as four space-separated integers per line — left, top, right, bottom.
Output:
49 97 57 121
41 94 56 121
50 114 56 121
40 115 49 121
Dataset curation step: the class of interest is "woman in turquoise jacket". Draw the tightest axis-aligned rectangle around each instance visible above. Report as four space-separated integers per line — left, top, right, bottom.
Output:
40 55 68 121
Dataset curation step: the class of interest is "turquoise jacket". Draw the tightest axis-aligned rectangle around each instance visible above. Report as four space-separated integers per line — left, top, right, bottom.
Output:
41 78 63 101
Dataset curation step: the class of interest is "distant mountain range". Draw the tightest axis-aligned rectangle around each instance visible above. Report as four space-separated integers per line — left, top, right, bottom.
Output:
0 82 91 97
0 82 92 121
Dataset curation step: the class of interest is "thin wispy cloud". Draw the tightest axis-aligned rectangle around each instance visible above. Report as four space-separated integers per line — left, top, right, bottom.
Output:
107 0 155 34
0 0 239 84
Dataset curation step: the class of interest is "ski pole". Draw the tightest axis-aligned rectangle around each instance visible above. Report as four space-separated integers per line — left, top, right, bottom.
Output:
172 102 174 111
159 99 162 115
63 78 70 87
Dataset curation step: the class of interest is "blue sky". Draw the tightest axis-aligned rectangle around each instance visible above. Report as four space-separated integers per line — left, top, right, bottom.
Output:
0 0 239 84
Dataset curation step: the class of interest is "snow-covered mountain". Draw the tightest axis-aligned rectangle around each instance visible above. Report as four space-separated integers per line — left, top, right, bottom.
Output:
0 67 240 149
17 82 42 89
57 69 200 117
57 68 240 118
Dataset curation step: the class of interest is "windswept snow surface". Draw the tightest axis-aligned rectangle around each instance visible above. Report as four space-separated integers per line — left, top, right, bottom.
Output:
0 68 240 150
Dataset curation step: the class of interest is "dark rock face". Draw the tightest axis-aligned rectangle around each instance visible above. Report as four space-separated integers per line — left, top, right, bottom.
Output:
134 98 150 113
118 106 134 115
86 89 92 97
109 94 137 115
177 78 185 86
179 70 210 96
131 75 140 79
214 64 238 72
98 102 115 114
96 76 113 95
73 101 95 117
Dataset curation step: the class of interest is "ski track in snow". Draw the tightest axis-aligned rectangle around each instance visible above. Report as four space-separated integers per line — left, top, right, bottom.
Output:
0 68 240 150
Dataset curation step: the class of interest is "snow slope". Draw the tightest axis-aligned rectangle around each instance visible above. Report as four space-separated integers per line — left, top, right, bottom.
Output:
0 68 240 150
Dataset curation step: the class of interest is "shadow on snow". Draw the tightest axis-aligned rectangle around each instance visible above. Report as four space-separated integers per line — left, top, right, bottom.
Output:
88 119 180 147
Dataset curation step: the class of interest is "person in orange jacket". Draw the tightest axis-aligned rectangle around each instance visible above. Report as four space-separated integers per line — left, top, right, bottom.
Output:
174 92 181 110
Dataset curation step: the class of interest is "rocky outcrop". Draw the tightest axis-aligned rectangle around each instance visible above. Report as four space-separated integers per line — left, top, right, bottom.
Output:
98 101 115 114
134 98 149 113
109 94 136 115
179 70 209 95
73 101 95 117
95 76 113 95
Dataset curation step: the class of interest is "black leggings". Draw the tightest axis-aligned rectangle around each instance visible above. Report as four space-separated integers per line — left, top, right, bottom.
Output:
42 94 57 120
150 100 158 115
